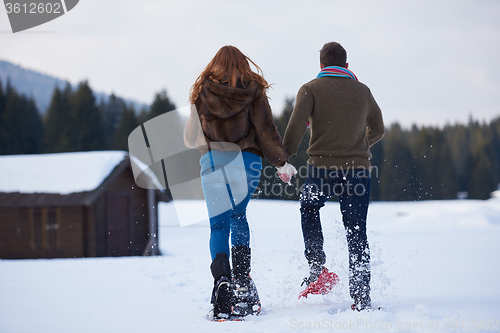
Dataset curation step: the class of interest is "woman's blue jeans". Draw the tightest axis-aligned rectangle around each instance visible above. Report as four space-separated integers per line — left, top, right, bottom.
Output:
201 155 261 261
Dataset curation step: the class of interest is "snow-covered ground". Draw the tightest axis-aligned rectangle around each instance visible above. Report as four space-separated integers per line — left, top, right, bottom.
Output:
1 198 500 333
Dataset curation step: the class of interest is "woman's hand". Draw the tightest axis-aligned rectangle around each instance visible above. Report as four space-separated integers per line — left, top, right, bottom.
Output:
276 162 298 185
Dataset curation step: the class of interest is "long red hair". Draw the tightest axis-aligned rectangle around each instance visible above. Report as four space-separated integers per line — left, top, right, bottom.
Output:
190 45 271 104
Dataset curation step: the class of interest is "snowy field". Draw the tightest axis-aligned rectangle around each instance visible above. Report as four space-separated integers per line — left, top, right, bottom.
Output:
1 198 500 333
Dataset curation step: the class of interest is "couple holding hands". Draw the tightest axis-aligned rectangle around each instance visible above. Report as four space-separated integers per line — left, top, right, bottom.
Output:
188 42 384 320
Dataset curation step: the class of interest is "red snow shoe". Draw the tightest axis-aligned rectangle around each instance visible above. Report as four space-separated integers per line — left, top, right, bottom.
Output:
298 267 339 299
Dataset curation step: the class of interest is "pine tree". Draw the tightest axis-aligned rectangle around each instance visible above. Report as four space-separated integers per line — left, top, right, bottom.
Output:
468 150 496 199
143 89 176 122
259 98 295 200
22 96 43 153
113 104 138 151
489 116 500 184
0 80 5 116
2 89 21 154
43 86 62 152
42 83 73 152
69 81 105 151
444 124 469 193
379 123 418 201
136 107 150 125
0 80 15 155
275 97 294 136
102 94 126 149
413 127 457 199
0 81 5 154
369 139 384 201
1 87 42 155
467 122 499 199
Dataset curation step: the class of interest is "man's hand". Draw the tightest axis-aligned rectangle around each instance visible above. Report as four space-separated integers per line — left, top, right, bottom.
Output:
276 162 298 185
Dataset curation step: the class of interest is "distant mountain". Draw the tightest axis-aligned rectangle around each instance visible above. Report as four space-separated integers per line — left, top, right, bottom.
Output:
0 60 148 115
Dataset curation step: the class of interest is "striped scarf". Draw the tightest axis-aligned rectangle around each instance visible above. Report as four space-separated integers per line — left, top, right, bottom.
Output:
317 66 358 81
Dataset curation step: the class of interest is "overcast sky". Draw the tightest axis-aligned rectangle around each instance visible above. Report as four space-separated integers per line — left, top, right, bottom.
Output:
1 0 499 127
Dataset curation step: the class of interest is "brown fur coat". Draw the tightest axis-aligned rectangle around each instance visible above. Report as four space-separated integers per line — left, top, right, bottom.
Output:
194 79 289 167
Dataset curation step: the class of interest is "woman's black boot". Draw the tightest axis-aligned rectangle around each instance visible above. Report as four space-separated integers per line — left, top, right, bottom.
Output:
231 245 261 317
210 253 233 319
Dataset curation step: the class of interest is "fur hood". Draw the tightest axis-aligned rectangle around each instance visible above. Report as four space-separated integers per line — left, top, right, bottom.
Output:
198 79 260 120
194 79 289 167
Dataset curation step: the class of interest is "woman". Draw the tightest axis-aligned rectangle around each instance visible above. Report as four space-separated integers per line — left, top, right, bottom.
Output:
189 45 296 320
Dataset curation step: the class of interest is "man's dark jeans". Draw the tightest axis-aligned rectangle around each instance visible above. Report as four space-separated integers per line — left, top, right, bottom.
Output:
300 165 371 301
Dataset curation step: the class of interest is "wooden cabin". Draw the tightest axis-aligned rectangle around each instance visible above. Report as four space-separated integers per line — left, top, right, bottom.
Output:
0 151 170 259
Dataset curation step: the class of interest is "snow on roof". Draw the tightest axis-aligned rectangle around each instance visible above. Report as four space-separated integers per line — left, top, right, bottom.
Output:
0 151 128 194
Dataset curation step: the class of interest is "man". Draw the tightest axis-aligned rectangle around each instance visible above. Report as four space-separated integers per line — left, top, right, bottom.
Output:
279 42 384 311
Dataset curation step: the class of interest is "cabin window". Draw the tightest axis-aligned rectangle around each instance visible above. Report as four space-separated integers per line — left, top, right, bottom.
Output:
32 208 42 249
47 208 58 249
31 208 59 250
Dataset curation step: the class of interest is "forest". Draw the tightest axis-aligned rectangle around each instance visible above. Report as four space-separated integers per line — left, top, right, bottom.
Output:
273 98 500 201
0 80 499 201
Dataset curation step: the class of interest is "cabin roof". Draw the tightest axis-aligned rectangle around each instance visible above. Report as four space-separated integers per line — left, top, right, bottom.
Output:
0 151 128 194
0 151 167 207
